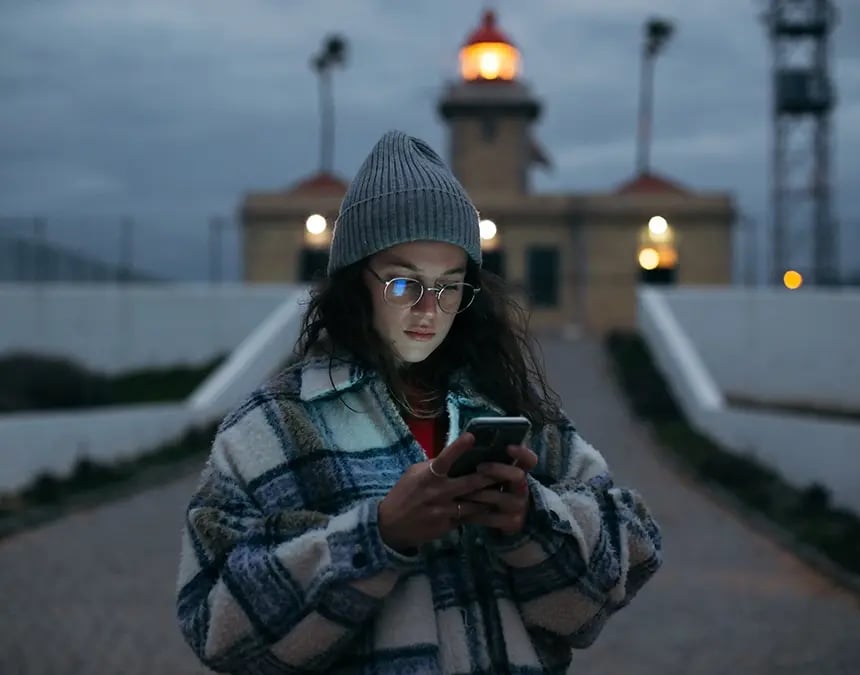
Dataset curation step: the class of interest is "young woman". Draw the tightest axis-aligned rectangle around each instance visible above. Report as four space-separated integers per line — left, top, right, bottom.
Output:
176 130 662 674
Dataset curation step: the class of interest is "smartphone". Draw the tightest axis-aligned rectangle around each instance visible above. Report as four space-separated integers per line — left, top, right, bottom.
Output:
447 416 531 478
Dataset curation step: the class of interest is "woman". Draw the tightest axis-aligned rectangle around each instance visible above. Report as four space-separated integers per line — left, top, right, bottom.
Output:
176 130 662 674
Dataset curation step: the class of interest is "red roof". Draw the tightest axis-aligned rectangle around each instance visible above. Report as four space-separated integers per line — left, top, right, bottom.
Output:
616 172 690 195
287 171 348 195
464 10 515 47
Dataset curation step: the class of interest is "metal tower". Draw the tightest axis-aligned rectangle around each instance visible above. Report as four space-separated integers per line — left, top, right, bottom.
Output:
762 0 838 285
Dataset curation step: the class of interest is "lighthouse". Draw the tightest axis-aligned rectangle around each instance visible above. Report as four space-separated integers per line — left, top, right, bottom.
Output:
438 10 547 195
240 8 734 334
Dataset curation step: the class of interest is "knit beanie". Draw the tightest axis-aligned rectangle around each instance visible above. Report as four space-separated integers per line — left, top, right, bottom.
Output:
327 130 482 275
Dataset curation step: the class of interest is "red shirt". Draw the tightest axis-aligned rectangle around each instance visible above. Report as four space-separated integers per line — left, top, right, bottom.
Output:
406 414 448 459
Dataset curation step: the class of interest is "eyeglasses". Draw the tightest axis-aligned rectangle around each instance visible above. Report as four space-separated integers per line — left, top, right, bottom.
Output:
368 268 480 314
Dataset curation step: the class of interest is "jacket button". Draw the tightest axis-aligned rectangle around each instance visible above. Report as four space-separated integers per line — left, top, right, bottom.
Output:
352 550 368 567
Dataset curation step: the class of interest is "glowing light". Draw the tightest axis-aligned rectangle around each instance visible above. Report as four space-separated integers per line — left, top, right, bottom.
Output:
648 216 668 236
460 42 520 81
659 247 678 268
479 51 501 79
783 269 803 290
305 214 327 235
638 248 660 270
479 219 497 240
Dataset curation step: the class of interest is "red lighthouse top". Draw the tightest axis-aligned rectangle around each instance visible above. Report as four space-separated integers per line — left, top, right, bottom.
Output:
459 10 521 81
464 10 515 47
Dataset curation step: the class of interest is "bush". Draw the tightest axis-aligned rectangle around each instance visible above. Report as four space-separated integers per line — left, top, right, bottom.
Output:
0 422 218 537
605 331 681 421
604 329 860 578
0 354 223 412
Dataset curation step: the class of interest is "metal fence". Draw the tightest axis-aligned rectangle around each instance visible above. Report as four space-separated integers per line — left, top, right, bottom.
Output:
0 216 242 283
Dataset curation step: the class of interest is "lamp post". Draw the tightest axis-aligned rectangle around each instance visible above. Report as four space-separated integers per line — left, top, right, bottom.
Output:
311 35 348 175
636 18 674 175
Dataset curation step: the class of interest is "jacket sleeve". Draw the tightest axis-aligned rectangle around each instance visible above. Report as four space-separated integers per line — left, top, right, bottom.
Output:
485 414 662 649
175 419 420 674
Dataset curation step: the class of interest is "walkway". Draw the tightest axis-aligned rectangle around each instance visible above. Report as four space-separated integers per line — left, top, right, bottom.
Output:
1 337 857 674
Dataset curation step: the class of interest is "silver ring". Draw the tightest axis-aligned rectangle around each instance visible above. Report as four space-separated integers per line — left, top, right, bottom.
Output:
428 461 446 478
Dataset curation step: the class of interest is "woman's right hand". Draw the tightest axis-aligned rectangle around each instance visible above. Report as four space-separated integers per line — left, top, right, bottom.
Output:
378 433 497 554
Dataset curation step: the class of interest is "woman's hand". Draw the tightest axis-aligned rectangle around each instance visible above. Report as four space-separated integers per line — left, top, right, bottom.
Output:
378 433 498 554
459 445 538 536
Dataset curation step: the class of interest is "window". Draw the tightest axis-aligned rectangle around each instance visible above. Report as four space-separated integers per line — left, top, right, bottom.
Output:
527 247 559 307
640 267 677 285
299 249 329 282
482 249 506 278
481 116 498 142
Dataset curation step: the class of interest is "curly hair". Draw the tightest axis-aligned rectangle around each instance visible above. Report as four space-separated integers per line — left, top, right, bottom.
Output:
295 259 562 426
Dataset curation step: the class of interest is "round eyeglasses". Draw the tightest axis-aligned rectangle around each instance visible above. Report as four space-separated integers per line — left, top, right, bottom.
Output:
368 268 480 314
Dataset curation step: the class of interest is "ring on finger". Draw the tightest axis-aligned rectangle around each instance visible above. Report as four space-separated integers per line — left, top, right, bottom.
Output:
428 461 447 479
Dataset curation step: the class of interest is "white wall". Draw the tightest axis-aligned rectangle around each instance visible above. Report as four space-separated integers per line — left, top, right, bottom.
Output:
0 405 188 493
658 287 860 409
0 284 309 493
639 287 860 515
0 283 296 373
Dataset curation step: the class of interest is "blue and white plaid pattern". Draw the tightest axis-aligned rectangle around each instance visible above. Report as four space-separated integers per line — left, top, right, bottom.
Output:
176 356 662 674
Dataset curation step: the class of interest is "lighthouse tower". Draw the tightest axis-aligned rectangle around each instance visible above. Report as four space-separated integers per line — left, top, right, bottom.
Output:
438 9 546 195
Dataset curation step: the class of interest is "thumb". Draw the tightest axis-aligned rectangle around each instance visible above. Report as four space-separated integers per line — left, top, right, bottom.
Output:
429 432 475 476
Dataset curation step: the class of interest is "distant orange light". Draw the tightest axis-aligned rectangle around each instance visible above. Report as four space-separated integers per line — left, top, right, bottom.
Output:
783 270 803 290
659 247 678 268
460 42 520 81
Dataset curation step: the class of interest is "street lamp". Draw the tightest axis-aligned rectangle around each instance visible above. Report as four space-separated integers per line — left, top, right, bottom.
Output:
636 18 674 175
312 35 348 175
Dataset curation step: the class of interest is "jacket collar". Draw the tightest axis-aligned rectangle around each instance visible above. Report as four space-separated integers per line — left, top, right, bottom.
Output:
297 352 504 414
298 353 371 402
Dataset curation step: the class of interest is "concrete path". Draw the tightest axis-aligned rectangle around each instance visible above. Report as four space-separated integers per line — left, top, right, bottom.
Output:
1 337 857 674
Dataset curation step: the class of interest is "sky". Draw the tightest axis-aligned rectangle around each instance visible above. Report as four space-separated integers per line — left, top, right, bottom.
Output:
0 0 858 282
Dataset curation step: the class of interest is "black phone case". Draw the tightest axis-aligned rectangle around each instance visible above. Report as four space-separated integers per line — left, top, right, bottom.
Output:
447 420 530 478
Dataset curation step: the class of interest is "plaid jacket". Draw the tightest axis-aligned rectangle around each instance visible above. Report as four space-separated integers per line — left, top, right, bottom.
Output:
176 354 662 674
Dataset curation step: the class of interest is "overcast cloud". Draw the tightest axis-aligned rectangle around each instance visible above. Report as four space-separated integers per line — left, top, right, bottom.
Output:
1 0 857 281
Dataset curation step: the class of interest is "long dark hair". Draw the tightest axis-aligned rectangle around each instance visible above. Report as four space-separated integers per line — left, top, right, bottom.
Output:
295 259 562 426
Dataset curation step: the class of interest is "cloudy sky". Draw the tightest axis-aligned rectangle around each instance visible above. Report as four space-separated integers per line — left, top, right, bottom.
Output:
1 0 858 281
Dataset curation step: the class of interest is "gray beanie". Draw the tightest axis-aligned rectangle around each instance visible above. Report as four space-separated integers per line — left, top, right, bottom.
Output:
327 130 482 275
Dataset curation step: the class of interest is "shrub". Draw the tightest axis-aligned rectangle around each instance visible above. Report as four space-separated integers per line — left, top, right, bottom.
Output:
0 422 218 537
0 354 223 412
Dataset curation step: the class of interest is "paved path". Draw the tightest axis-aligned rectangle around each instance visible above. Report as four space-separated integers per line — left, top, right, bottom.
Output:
1 337 858 674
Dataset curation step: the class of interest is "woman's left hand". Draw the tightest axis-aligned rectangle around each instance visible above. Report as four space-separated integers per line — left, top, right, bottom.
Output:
458 445 538 536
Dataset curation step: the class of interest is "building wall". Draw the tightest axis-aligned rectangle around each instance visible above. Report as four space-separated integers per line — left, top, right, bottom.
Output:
491 217 576 330
241 190 734 335
581 220 641 333
677 219 733 284
0 283 296 373
449 117 529 194
244 220 303 282
658 286 860 409
638 286 860 515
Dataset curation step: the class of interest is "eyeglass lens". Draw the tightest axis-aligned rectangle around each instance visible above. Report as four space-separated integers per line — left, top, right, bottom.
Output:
385 279 474 313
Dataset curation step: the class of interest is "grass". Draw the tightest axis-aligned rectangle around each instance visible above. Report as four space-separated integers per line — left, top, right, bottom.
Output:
604 329 860 578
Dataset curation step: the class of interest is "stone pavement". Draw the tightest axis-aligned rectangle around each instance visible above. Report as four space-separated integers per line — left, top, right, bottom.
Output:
1 337 858 674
